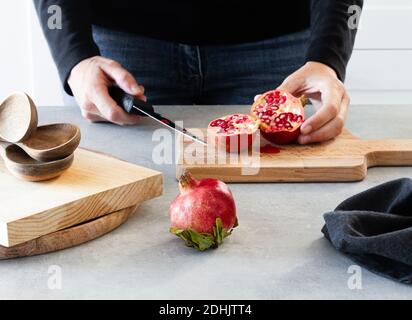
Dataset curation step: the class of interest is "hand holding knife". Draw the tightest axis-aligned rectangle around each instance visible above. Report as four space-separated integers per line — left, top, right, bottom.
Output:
109 86 207 146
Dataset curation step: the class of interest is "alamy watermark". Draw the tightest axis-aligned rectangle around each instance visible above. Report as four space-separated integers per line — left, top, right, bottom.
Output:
47 265 62 290
151 122 262 176
47 5 62 30
348 5 362 30
347 265 362 290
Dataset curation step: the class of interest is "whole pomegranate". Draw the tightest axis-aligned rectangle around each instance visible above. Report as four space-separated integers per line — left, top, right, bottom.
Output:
251 90 305 145
169 171 238 251
208 114 259 153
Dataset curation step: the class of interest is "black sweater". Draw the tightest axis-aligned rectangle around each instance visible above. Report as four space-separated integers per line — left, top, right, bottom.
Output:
33 0 363 94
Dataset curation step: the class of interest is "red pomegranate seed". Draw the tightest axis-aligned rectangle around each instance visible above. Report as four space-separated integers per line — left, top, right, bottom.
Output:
251 90 305 145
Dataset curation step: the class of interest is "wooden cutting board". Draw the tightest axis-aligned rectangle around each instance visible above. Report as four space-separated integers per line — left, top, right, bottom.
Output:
0 205 137 260
176 129 412 182
0 148 163 247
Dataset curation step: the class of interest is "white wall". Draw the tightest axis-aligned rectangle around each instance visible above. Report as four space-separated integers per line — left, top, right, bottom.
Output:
0 1 33 101
29 1 64 106
0 0 411 106
0 0 63 106
346 0 412 105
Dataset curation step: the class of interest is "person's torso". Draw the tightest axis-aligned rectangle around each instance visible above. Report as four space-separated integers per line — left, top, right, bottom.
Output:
91 0 311 45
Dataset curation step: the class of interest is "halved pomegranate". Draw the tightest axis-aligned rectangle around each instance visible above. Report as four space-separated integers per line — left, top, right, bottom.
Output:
208 114 259 153
250 90 305 145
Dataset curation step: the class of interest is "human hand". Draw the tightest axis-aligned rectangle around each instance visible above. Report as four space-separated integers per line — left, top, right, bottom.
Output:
277 61 350 144
68 56 147 125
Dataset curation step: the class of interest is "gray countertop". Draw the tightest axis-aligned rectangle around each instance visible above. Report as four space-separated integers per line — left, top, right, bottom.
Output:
1 104 412 299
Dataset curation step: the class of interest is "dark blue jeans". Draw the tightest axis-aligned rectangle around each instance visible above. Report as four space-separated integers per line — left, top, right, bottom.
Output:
92 26 309 105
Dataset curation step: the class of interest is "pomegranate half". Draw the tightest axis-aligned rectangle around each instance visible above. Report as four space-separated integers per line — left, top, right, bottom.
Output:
251 90 305 145
169 171 238 251
208 114 259 153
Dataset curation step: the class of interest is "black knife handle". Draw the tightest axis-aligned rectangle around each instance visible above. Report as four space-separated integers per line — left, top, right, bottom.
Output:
108 86 154 116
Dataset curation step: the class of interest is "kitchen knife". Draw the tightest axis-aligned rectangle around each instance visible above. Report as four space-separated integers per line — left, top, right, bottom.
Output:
109 86 207 145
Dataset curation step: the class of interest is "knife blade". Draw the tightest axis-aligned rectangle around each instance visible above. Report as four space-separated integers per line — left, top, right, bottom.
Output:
109 86 207 145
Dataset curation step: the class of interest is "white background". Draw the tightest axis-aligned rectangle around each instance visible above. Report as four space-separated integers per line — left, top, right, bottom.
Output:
0 0 411 106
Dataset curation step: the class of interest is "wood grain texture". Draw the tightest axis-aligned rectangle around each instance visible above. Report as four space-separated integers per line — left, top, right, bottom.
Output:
0 206 137 260
176 128 412 183
0 148 163 247
0 142 74 182
17 123 81 162
0 92 38 143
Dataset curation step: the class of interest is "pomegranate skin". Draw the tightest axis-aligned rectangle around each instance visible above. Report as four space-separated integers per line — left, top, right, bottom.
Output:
169 173 237 234
261 127 301 145
215 132 256 153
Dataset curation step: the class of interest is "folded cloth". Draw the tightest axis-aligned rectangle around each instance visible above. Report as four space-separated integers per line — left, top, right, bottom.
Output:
322 178 412 284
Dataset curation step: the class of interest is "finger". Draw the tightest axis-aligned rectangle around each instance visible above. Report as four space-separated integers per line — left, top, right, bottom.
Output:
91 84 142 125
277 74 305 95
300 84 345 135
298 94 349 144
80 103 109 122
340 92 350 123
99 60 144 96
298 115 344 144
81 111 108 123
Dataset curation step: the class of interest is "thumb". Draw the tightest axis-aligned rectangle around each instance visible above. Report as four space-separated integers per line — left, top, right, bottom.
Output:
100 60 144 96
277 74 304 95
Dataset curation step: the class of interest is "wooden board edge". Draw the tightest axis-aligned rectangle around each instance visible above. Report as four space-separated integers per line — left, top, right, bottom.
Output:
4 173 163 247
177 162 368 183
0 206 138 260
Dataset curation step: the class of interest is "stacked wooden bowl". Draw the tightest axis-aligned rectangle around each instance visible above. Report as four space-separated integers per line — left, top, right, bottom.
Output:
0 92 80 181
0 92 163 259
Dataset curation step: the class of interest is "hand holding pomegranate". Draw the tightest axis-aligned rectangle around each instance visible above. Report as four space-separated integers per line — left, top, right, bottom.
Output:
277 61 350 145
68 56 146 125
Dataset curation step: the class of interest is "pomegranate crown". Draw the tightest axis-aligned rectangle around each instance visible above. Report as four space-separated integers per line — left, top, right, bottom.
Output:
178 170 198 192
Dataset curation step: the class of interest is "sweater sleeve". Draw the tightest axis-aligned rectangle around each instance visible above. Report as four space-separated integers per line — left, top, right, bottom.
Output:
306 0 364 81
33 0 100 95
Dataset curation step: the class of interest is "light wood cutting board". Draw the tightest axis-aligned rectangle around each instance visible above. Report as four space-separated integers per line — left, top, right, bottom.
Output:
0 148 163 247
176 129 412 183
